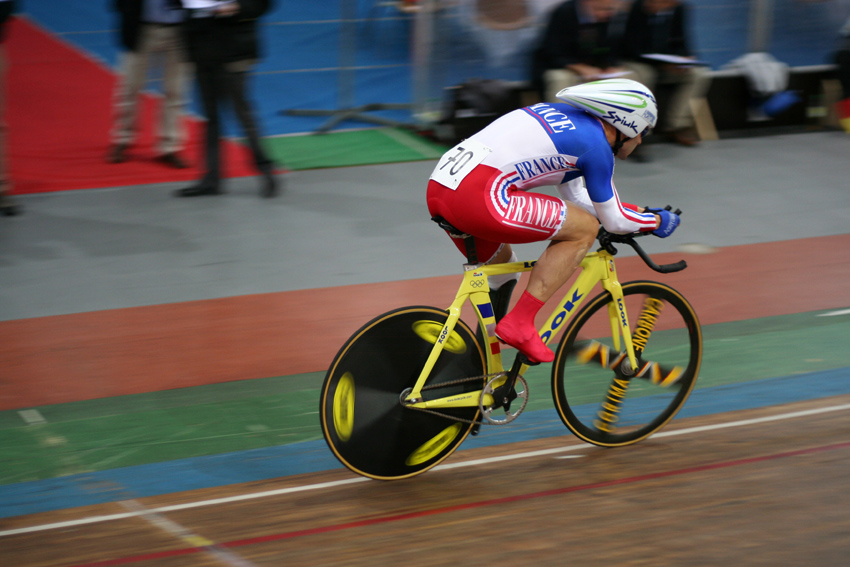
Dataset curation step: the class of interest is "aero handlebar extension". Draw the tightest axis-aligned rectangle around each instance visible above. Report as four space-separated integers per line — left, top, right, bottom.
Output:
597 209 687 274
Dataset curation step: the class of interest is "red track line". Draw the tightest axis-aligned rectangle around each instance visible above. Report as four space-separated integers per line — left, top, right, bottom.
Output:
69 441 850 567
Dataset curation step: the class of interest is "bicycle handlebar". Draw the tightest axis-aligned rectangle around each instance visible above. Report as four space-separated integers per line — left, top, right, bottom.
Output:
597 227 688 274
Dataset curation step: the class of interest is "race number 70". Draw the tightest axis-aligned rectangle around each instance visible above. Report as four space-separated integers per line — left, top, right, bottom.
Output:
429 138 492 190
439 146 474 176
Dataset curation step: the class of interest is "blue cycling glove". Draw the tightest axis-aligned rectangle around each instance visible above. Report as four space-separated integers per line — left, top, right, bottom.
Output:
647 207 680 238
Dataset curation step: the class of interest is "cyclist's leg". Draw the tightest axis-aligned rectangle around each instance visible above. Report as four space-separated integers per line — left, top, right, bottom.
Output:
481 243 518 316
525 202 598 301
495 202 598 362
428 169 596 362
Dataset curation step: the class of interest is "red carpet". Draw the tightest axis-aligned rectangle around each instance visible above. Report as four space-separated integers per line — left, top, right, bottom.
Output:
6 17 258 194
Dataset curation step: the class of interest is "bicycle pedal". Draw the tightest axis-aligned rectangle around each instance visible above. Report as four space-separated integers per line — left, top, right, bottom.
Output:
470 422 481 436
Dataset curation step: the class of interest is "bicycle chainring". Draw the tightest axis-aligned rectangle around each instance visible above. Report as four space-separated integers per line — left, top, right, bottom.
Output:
480 375 528 425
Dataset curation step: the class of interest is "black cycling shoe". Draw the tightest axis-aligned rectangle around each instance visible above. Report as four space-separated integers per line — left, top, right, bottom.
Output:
0 193 21 216
175 184 222 197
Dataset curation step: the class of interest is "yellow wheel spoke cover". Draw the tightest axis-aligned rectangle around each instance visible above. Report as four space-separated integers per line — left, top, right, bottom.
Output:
405 423 463 466
333 372 355 442
411 320 467 354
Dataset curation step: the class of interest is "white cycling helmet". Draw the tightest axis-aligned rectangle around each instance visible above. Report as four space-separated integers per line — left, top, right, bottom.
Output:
556 78 658 139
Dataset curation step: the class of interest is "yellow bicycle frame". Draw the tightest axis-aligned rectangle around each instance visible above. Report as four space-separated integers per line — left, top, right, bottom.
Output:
403 248 640 410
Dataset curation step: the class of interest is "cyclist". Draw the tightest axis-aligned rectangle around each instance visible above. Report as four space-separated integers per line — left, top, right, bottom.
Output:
427 78 680 364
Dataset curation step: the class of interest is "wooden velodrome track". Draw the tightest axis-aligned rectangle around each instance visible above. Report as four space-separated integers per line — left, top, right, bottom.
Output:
1 397 849 566
2 236 850 566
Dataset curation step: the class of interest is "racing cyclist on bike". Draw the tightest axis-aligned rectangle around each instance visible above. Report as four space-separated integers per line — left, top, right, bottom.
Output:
427 78 681 364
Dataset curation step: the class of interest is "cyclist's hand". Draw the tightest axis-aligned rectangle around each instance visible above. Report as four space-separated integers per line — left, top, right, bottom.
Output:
646 206 681 238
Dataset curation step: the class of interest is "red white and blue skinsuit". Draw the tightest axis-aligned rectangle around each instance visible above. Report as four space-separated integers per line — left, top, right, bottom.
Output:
427 102 657 261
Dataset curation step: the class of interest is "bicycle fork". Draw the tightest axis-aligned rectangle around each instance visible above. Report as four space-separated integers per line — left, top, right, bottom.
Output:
592 285 668 433
593 277 640 433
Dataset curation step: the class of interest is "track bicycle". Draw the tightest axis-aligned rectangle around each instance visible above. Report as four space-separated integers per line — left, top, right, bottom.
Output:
320 214 703 480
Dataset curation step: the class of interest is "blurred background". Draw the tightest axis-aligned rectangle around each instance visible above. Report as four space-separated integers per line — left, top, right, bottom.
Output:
21 0 850 131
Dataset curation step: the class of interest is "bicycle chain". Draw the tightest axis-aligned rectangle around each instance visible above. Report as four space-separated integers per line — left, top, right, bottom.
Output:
404 371 509 425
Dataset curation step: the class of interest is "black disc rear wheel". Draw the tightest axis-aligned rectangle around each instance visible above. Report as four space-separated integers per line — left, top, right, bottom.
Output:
320 306 485 479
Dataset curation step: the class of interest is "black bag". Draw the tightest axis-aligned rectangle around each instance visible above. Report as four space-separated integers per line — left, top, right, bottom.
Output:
436 79 522 144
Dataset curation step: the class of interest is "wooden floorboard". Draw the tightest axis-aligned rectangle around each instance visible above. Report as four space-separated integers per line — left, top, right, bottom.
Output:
3 395 849 566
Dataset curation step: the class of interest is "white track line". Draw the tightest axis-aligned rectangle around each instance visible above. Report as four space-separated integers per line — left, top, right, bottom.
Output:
17 409 46 425
2 402 850 538
818 309 850 317
119 500 259 567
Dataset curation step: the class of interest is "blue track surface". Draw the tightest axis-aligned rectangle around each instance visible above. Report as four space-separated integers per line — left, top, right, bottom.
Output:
2 367 848 519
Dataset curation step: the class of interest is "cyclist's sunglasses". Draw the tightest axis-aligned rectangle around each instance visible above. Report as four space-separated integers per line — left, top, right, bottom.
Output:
640 128 652 139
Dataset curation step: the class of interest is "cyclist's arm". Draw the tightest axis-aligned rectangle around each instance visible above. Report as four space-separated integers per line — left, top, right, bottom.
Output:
557 177 653 220
556 175 596 215
577 146 658 234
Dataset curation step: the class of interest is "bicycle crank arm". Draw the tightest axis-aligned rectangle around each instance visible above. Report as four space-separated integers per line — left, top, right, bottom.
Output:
490 353 535 409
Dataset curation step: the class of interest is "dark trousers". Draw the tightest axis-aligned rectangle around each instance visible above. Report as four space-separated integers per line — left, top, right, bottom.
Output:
837 48 850 99
195 61 272 186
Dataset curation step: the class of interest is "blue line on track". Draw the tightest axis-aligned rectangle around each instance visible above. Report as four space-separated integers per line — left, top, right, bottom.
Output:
1 367 848 519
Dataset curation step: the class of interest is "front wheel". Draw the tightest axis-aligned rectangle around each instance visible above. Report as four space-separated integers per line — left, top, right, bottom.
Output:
320 306 486 480
552 281 702 447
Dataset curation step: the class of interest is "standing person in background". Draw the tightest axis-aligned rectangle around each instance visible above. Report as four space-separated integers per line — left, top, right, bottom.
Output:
175 0 279 198
109 0 190 168
530 0 631 103
0 0 19 216
834 15 850 133
619 0 707 146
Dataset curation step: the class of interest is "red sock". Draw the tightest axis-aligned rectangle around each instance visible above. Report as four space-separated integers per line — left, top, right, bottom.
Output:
494 291 554 363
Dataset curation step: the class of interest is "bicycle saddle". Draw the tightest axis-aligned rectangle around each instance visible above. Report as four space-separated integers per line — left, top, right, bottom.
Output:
431 216 471 238
432 216 478 263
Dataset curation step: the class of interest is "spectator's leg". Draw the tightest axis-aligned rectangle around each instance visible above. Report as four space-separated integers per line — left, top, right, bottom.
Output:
111 27 152 156
623 61 657 93
666 65 710 132
225 66 278 197
833 46 850 133
542 69 582 103
195 63 223 187
0 43 7 188
835 48 850 99
225 67 271 171
158 25 189 156
0 42 19 216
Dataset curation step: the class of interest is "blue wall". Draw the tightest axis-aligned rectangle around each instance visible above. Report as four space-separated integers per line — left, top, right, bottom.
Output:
20 1 849 136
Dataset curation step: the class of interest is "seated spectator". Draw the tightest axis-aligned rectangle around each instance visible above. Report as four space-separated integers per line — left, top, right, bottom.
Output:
531 0 630 103
619 0 708 146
